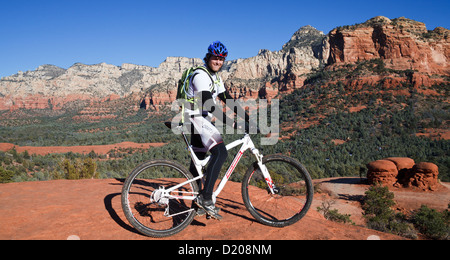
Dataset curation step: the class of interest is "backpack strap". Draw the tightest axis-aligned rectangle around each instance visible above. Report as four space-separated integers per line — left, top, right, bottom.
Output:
191 66 216 93
180 66 218 123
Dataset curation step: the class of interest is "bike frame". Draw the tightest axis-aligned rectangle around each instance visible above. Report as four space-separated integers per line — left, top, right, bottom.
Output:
163 125 275 203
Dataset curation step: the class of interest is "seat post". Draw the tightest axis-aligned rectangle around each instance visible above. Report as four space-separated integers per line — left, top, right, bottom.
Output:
166 122 191 148
180 128 190 148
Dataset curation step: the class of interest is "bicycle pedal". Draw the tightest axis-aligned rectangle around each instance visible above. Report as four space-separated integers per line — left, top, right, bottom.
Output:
206 215 222 221
206 212 223 221
196 208 207 217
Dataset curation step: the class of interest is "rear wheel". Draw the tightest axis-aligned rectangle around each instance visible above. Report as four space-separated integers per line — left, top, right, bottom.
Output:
121 159 199 238
242 154 313 227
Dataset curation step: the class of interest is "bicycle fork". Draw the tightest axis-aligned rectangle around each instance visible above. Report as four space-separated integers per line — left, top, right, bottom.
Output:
251 148 277 195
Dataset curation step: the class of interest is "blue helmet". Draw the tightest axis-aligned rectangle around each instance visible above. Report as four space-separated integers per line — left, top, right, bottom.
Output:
208 41 228 58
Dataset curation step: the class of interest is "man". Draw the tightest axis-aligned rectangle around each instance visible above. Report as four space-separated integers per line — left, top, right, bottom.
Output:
186 41 250 220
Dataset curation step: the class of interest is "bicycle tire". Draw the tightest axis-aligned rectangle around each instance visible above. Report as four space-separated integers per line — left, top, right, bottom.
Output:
241 154 313 227
121 159 199 238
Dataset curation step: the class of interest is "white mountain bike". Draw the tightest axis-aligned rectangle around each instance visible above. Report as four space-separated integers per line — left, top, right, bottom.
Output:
121 122 313 238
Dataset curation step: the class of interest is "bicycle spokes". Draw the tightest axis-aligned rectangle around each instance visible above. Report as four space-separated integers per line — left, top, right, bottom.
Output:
121 160 199 238
242 155 313 227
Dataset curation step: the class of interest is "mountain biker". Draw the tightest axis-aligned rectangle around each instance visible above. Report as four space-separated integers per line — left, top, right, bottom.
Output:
186 41 250 220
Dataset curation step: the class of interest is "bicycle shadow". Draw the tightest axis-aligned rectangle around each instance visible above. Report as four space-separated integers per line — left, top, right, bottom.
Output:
215 197 257 223
103 179 206 237
103 192 142 235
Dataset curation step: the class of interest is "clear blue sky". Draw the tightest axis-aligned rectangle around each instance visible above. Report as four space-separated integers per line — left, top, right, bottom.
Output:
0 0 449 78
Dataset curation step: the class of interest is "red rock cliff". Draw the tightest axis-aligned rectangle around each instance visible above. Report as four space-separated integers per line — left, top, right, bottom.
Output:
328 16 449 75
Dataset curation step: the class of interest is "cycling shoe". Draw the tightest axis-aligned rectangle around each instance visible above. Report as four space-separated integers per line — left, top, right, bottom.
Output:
194 194 223 220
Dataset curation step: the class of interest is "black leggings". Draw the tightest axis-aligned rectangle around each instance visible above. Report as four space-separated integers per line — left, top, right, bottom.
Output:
189 137 228 201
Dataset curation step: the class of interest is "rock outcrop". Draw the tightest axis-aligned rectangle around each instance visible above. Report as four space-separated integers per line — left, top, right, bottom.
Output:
328 16 449 75
218 25 329 100
367 157 440 191
405 162 440 190
385 157 416 171
367 159 399 186
327 16 449 92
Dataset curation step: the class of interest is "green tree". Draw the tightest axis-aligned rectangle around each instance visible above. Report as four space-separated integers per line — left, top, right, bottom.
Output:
412 205 450 240
0 166 14 183
362 185 417 238
62 159 78 180
362 185 395 228
80 158 98 179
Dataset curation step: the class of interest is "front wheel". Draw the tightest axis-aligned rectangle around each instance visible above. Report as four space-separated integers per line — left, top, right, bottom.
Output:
242 154 313 227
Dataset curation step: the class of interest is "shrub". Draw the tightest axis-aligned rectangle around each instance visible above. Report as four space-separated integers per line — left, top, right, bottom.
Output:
362 185 395 221
0 166 14 183
317 199 355 225
61 158 99 180
412 205 450 240
362 185 417 239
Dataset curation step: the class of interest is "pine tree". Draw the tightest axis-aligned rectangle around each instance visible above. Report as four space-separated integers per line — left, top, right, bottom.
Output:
62 159 78 180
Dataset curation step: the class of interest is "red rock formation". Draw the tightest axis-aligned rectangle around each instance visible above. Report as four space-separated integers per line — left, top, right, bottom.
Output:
139 88 177 111
386 157 415 172
102 94 121 102
406 162 440 190
367 157 441 191
327 17 449 93
385 157 415 188
0 94 97 111
367 159 399 185
328 17 449 75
